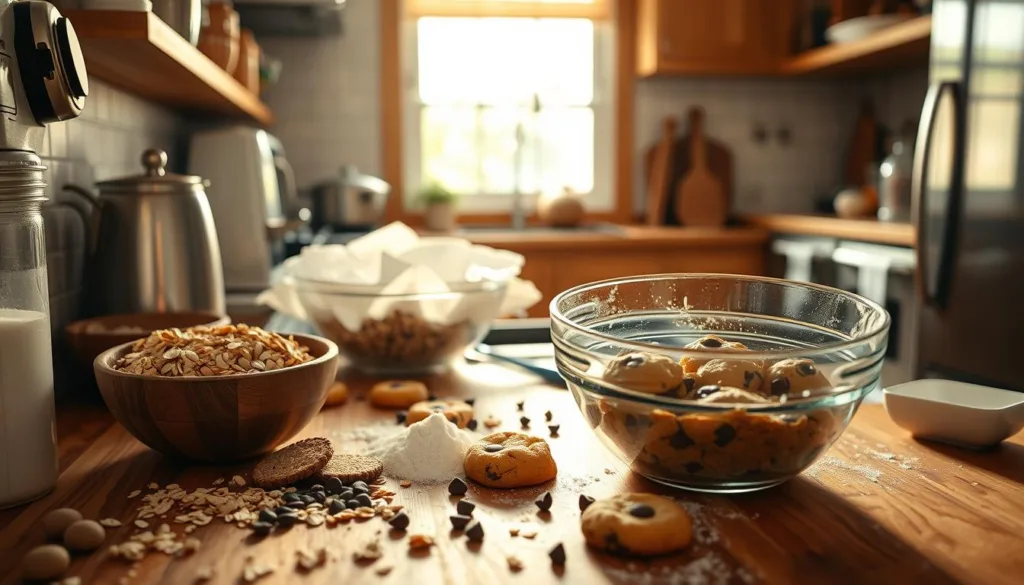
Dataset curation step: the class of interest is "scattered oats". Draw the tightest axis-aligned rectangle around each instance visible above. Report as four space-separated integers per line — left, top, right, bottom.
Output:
353 539 384 562
375 566 394 576
194 566 215 583
183 538 201 554
134 520 149 529
306 514 325 527
399 480 412 488
100 518 122 527
325 515 339 527
128 490 141 499
509 528 520 537
241 556 275 583
507 555 524 572
306 503 324 511
408 534 435 549
232 475 246 487
339 511 356 522
165 483 180 490
296 547 328 571
356 507 376 519
148 483 159 490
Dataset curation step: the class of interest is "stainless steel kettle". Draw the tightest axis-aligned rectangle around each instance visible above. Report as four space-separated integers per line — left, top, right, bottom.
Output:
64 149 226 317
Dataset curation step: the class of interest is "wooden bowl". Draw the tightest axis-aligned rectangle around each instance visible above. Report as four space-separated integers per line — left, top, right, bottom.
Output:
93 333 339 463
66 312 230 368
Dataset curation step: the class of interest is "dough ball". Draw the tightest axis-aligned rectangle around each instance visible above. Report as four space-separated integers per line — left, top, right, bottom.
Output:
694 359 765 395
604 352 684 395
322 381 349 408
680 335 749 373
21 545 70 580
42 508 83 540
64 519 106 551
766 359 831 397
695 386 770 404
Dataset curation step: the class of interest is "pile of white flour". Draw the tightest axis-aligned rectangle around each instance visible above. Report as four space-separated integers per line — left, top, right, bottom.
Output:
369 413 474 483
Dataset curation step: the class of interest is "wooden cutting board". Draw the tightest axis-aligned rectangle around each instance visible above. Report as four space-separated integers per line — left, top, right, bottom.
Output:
644 117 677 226
675 107 728 227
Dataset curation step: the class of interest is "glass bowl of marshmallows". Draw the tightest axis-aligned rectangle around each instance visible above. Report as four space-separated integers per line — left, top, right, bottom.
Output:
549 273 890 493
258 223 541 375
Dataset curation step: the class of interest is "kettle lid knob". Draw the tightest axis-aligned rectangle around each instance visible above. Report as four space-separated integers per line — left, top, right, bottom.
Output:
142 149 168 177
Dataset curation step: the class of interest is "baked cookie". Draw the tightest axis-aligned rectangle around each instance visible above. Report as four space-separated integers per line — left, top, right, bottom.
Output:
766 359 831 397
695 386 770 404
406 399 474 428
464 432 557 488
370 380 429 409
322 381 349 408
603 352 684 395
680 335 749 374
314 452 383 483
580 493 692 556
252 437 333 488
693 359 765 395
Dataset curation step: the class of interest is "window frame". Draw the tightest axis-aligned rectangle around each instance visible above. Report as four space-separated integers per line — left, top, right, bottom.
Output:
380 0 636 226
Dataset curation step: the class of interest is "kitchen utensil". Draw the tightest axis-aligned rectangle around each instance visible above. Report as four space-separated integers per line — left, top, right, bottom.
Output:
645 117 676 226
884 379 1024 449
675 108 728 227
63 149 226 317
82 0 153 10
234 28 260 94
878 121 915 221
846 99 879 188
152 0 201 46
94 333 340 462
469 343 562 385
827 13 914 43
647 114 734 225
198 2 240 74
550 273 890 492
65 312 229 368
308 165 391 231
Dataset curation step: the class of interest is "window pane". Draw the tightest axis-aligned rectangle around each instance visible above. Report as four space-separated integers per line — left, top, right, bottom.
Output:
421 106 479 193
536 107 594 193
418 17 593 107
479 107 529 194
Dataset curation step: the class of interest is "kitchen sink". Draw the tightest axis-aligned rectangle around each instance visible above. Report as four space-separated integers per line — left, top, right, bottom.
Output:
457 222 626 236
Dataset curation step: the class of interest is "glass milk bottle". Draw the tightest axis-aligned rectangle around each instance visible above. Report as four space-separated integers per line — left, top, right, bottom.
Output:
0 152 58 508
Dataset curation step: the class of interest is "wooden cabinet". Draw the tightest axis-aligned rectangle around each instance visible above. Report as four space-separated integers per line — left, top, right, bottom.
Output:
636 0 796 76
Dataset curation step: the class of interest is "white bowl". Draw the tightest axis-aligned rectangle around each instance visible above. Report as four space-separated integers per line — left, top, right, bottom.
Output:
883 379 1024 449
826 14 914 44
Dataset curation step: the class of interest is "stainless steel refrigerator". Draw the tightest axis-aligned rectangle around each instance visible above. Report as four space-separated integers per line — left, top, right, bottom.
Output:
914 0 1024 390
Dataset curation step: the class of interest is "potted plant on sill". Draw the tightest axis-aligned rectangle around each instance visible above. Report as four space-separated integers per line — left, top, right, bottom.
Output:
419 183 458 232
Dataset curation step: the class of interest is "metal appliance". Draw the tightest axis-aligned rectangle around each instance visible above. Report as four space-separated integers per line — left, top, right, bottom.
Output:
912 0 1024 391
308 165 390 231
188 126 304 293
64 149 226 316
234 0 345 36
153 0 201 45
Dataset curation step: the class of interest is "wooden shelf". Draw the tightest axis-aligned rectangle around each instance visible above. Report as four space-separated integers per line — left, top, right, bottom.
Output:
781 15 932 76
66 11 273 125
741 213 915 247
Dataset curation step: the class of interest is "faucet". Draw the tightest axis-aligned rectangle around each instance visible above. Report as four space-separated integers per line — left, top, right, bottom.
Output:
511 121 527 231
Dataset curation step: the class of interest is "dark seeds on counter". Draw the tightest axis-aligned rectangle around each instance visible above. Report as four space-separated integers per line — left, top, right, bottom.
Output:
627 504 656 519
456 500 475 516
535 492 553 512
449 514 471 530
274 506 292 517
258 509 278 524
345 500 360 510
714 424 737 447
351 481 369 493
388 511 410 531
545 410 553 422
516 401 525 411
300 495 316 505
448 477 468 496
282 493 300 503
520 416 531 428
338 488 354 501
285 500 306 510
312 491 327 504
464 398 476 406
396 411 408 424
669 425 695 449
325 477 344 494
277 513 298 528
467 419 479 431
251 521 273 537
548 424 560 436
770 378 790 396
328 499 346 515
465 520 485 542
579 495 595 512
549 543 567 565
355 494 373 507
310 484 324 493
484 444 503 453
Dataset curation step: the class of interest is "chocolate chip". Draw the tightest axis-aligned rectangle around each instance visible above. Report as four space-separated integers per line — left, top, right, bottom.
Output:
484 444 503 453
301 494 316 505
328 499 346 515
796 361 818 376
544 410 553 422
388 511 410 531
274 506 292 517
520 416 531 428
285 501 306 510
456 500 476 516
743 370 762 388
312 491 327 504
695 385 721 399
683 377 696 393
276 513 297 528
465 520 485 542
251 521 273 536
770 378 790 396
448 477 468 495
258 509 277 524
467 419 479 431
535 492 553 512
700 337 723 348
685 462 703 473
345 500 360 510
427 394 438 401
464 398 476 406
282 493 300 503
669 425 695 449
449 514 471 530
396 411 408 424
548 424 560 436
338 489 354 501
628 503 656 519
516 400 525 411
355 494 373 507
325 477 344 494
579 494 595 511
549 543 566 565
714 424 737 447
623 355 645 368
351 481 369 492
310 484 325 493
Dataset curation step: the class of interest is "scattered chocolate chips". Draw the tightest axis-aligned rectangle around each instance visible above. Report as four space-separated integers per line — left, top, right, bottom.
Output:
310 484 324 493
345 500 360 510
713 424 737 447
628 504 655 519
328 499 346 515
520 416 531 428
448 477 468 496
465 520 485 542
277 513 298 528
516 401 525 411
352 481 369 493
274 506 292 517
548 424 560 436
456 500 476 516
258 509 278 524
467 419 479 431
548 543 566 565
579 495 595 512
312 491 327 504
338 488 354 501
388 511 410 531
285 500 306 510
464 398 476 406
796 361 818 376
700 337 723 348
355 494 373 507
282 493 300 503
449 514 471 530
325 477 344 494
251 521 273 537
544 410 553 422
396 411 408 424
535 492 553 512
483 444 503 453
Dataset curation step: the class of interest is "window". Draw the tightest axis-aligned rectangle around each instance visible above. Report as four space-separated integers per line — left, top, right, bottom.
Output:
401 0 615 213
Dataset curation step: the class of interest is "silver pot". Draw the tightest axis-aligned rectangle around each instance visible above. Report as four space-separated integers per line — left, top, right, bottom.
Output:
64 149 226 316
309 166 390 230
153 0 201 45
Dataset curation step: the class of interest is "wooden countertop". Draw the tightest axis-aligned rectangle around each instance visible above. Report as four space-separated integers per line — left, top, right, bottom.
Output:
741 214 916 247
456 225 769 252
4 365 1024 585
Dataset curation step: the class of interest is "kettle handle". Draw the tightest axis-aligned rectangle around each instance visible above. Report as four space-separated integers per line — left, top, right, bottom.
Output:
61 184 102 257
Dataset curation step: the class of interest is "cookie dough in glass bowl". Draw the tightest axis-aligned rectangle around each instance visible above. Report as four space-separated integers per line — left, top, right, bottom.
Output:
550 274 890 493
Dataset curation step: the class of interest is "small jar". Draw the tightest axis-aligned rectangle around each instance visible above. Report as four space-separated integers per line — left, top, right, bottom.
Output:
0 152 58 509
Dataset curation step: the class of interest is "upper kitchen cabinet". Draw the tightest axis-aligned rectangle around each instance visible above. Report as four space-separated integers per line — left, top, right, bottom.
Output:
636 0 795 76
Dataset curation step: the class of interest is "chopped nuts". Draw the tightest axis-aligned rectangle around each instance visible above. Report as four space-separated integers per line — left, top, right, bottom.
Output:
128 490 141 499
232 476 247 487
399 480 412 488
353 540 384 562
134 520 149 529
507 555 524 572
408 534 435 550
241 556 275 583
320 310 467 367
99 518 122 528
295 547 327 572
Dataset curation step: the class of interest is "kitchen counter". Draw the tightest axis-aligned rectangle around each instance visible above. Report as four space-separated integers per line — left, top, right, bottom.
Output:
742 214 915 247
4 364 1024 585
449 225 770 252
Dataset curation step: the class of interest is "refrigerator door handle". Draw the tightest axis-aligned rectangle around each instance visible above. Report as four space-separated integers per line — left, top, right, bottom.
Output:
911 80 963 308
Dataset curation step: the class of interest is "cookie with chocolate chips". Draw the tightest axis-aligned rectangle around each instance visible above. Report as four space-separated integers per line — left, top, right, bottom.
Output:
580 493 692 556
603 352 685 395
596 398 654 454
693 359 766 395
679 335 750 374
766 359 831 397
406 399 474 428
463 431 557 488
